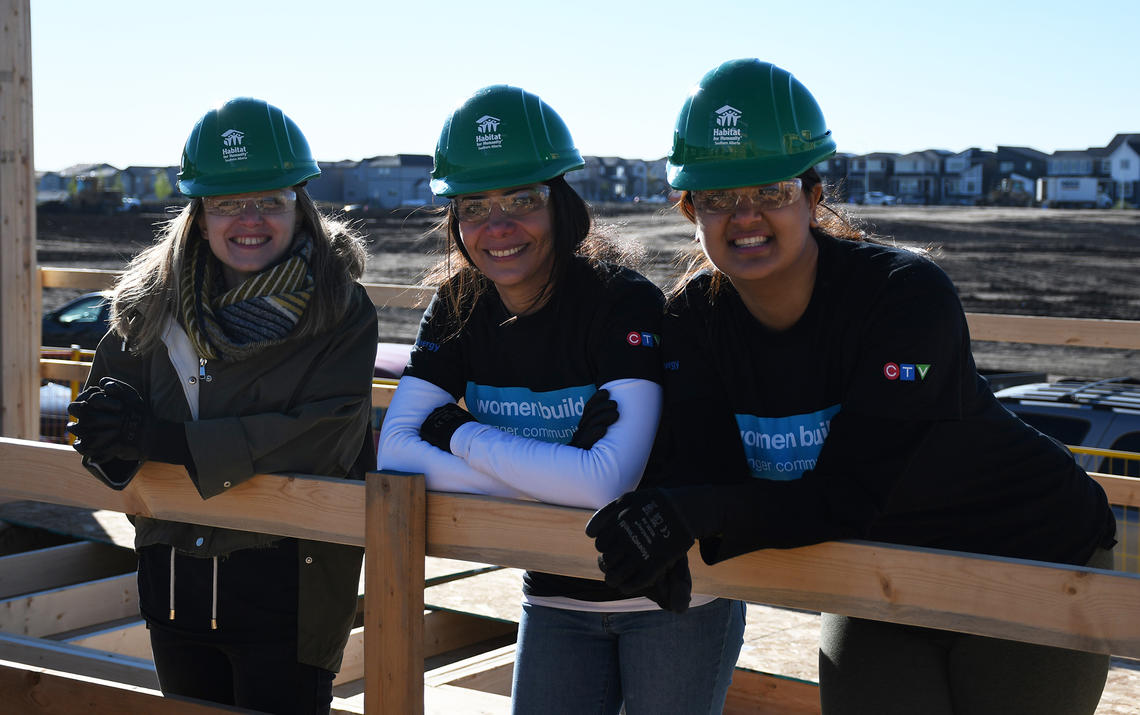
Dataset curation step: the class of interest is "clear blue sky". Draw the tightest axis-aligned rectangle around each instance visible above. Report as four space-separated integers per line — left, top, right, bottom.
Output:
30 0 1140 171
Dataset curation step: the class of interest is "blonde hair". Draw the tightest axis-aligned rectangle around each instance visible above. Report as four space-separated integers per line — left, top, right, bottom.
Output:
110 187 367 355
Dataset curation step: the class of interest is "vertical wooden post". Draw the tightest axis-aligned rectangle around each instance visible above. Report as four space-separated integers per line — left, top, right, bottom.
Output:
364 472 425 714
0 0 39 439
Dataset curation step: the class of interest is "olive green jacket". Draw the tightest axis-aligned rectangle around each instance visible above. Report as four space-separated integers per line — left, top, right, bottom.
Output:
86 284 377 672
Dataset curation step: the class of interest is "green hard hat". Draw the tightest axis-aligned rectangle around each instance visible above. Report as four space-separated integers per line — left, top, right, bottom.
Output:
667 59 836 191
177 97 320 198
430 85 585 197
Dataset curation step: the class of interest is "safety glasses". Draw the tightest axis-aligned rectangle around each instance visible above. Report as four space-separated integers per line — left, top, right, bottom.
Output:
691 179 803 215
453 185 551 223
202 189 297 217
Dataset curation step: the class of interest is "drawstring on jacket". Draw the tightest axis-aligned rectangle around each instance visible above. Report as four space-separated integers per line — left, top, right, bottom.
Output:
168 547 219 630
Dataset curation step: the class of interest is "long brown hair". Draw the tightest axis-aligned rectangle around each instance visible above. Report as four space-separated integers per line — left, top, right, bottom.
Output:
669 168 874 300
109 187 367 354
422 175 639 334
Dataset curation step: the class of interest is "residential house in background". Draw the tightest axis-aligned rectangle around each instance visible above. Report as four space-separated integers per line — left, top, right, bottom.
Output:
120 166 179 202
846 153 897 198
307 160 355 204
1104 133 1140 206
941 148 994 205
35 132 1140 211
890 150 951 204
341 154 435 211
1041 146 1113 208
989 146 1048 206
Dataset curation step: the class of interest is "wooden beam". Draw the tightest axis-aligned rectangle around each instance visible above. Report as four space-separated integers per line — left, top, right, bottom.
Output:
364 283 433 310
335 610 515 685
724 669 820 715
1 439 1138 658
39 358 91 383
0 658 244 714
64 621 150 661
0 438 367 547
33 268 1140 351
0 541 136 598
0 0 39 440
423 643 514 695
966 313 1140 350
38 267 119 291
421 490 1140 656
1095 472 1140 508
0 634 157 689
365 472 425 714
0 574 137 637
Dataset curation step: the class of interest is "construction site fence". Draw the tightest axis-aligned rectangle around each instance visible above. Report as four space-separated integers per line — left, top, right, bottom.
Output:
0 438 1138 713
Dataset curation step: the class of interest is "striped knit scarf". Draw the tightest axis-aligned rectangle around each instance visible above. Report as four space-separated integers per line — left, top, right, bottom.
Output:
179 234 314 361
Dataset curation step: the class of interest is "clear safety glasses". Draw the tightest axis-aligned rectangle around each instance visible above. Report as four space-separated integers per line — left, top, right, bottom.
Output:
453 185 551 223
202 189 298 217
691 179 803 215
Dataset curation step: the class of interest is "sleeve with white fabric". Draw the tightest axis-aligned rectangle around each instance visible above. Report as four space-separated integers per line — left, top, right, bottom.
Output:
448 378 662 509
377 375 530 500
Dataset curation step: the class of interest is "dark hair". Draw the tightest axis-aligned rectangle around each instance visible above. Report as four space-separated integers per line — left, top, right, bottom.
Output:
670 167 876 299
423 175 636 333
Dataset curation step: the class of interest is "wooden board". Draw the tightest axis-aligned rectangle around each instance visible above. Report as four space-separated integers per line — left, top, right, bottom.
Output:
0 0 40 440
0 573 137 637
0 657 245 714
0 541 135 598
0 633 157 689
966 313 1140 350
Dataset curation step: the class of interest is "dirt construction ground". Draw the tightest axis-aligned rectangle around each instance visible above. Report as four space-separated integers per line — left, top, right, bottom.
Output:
39 203 1139 378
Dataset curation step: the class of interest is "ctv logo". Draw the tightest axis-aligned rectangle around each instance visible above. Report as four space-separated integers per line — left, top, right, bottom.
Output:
626 331 659 347
883 362 932 381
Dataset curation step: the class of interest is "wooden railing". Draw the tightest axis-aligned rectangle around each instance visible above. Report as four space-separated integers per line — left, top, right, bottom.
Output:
0 438 1138 713
35 266 1140 418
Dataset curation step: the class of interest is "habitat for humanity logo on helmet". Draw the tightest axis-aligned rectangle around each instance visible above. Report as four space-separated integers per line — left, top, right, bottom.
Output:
221 129 248 163
713 105 743 146
474 115 503 150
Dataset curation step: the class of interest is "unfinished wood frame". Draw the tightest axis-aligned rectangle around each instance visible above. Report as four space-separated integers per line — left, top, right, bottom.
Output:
0 438 1139 711
0 541 136 598
0 0 39 440
36 266 1140 350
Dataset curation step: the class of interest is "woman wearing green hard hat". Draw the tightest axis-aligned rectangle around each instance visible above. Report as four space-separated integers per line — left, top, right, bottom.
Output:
378 85 744 714
66 97 376 714
587 59 1116 714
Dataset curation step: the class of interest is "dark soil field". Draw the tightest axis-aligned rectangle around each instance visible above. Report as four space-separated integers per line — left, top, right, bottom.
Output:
37 204 1140 378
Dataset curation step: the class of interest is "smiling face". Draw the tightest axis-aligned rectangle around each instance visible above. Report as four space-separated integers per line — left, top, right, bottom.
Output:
197 189 300 289
694 182 822 285
455 184 556 315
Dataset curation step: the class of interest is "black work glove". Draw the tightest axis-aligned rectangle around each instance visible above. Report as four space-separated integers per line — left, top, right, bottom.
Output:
585 487 697 593
67 377 189 466
420 402 477 453
568 389 619 449
637 554 692 614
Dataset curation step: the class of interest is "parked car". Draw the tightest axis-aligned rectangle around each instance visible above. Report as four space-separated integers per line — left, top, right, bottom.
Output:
862 191 898 206
993 377 1140 473
41 292 111 350
993 376 1140 572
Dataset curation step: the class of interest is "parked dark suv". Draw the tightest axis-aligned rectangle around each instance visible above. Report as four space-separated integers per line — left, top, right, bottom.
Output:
993 377 1140 474
994 377 1140 573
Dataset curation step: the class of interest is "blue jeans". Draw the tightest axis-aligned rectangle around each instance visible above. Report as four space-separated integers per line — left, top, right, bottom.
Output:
511 598 745 715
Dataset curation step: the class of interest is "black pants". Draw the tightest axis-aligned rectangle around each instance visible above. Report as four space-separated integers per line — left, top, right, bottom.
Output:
138 541 334 715
818 548 1114 715
149 626 335 714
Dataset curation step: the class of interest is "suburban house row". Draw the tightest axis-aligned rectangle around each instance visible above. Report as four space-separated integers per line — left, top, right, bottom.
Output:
35 133 1140 211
